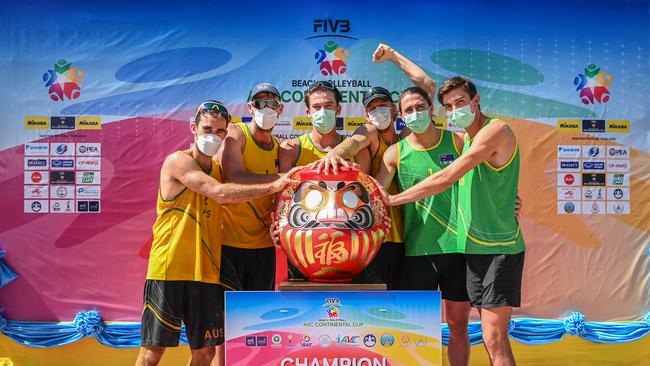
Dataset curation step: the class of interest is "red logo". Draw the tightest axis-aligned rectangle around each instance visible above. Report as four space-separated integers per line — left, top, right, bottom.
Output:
31 172 42 183
564 174 575 185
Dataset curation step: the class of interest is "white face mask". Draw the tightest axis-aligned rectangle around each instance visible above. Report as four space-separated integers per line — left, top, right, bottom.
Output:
196 134 222 156
253 107 278 130
368 106 392 130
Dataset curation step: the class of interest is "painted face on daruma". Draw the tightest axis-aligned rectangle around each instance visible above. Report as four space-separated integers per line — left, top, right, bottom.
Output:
289 180 373 229
275 166 390 282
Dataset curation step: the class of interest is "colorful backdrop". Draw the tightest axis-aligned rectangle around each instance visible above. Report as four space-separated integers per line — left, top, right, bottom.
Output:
0 0 649 365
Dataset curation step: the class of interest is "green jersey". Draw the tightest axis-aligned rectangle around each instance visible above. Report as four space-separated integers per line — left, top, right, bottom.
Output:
457 118 526 254
397 129 463 256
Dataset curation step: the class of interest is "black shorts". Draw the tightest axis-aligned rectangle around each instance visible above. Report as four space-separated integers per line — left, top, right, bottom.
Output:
355 242 404 290
466 251 525 308
399 253 469 302
220 245 275 290
141 280 225 349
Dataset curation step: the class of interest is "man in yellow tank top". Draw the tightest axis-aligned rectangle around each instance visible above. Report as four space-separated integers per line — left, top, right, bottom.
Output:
136 100 295 366
220 83 283 291
278 80 351 280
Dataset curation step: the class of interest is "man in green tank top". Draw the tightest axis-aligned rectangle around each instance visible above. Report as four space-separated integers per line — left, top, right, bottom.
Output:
372 86 471 366
310 43 439 290
383 77 525 366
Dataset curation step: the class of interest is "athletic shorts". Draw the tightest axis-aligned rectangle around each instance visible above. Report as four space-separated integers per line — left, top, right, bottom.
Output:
466 251 525 308
220 245 275 290
355 242 404 290
399 253 469 301
141 280 225 349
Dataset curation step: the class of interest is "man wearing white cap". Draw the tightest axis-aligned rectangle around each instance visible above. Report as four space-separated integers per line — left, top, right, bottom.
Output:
220 83 284 290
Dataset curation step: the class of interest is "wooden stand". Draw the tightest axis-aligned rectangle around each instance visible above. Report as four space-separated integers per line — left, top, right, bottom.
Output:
278 281 387 291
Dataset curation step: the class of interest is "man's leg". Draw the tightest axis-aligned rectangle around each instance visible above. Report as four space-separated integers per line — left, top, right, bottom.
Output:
189 346 216 366
184 282 225 366
467 252 524 366
135 346 165 366
439 254 471 366
138 280 185 366
210 344 224 366
479 307 515 366
445 300 471 366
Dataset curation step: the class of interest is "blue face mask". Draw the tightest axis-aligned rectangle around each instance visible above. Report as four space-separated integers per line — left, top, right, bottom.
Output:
311 108 336 133
404 110 431 133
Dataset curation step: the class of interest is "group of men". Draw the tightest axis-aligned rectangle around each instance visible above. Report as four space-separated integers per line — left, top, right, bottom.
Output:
135 43 525 366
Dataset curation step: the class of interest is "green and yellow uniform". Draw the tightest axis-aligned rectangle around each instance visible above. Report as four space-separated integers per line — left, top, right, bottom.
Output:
143 154 227 349
146 155 224 284
397 129 462 256
222 123 279 249
457 118 525 254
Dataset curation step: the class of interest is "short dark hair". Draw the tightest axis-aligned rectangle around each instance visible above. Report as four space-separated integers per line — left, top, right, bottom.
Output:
437 76 478 105
398 86 431 113
305 81 342 108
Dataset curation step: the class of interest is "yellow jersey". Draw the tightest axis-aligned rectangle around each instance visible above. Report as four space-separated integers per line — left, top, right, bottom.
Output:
370 135 404 243
222 123 279 249
294 133 348 166
147 154 225 285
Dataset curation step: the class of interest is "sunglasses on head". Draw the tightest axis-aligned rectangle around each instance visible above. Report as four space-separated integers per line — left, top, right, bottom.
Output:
251 99 281 110
307 80 336 93
368 86 391 96
196 101 230 119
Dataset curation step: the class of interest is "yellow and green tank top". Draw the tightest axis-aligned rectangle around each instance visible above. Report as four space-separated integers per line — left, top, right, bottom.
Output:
222 122 279 249
457 118 525 254
295 133 352 166
397 129 462 256
147 154 225 285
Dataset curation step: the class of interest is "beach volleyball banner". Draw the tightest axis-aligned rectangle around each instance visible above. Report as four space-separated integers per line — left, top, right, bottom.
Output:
225 291 442 366
0 0 648 336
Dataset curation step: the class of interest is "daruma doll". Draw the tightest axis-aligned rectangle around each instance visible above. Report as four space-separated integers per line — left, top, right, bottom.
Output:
275 166 391 282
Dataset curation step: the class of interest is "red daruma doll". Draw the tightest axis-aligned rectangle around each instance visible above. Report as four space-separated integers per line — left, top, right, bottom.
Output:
275 166 391 282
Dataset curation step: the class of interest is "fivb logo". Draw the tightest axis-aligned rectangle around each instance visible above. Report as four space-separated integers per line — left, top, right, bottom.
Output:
313 19 351 35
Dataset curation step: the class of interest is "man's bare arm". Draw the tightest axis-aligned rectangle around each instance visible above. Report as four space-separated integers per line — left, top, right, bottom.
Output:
373 43 437 104
387 123 511 206
376 144 399 189
165 152 295 204
279 138 300 172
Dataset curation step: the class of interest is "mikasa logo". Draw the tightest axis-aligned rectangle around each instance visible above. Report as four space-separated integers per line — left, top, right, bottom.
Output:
607 120 630 132
557 119 580 131
560 122 578 128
